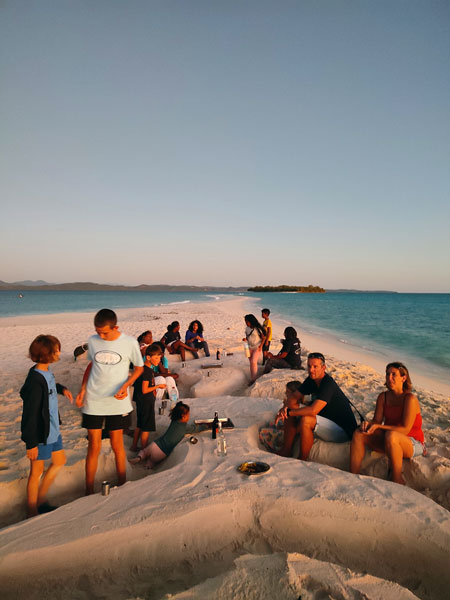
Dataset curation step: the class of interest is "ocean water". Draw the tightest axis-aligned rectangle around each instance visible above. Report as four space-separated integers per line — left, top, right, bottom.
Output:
248 292 450 384
1 289 449 386
0 290 225 318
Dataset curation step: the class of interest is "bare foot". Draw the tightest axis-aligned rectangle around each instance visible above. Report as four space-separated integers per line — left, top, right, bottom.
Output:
128 456 142 465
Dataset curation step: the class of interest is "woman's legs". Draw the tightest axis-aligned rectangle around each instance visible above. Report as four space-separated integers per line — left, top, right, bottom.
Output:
350 429 387 474
384 430 414 485
200 341 210 357
249 347 261 382
175 340 199 359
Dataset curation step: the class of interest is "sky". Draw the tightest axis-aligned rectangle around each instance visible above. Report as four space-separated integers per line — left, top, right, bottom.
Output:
1 1 449 292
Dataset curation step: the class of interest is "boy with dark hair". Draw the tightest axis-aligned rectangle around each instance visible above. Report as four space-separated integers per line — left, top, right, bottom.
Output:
21 335 73 517
76 309 144 494
261 308 272 365
130 344 167 452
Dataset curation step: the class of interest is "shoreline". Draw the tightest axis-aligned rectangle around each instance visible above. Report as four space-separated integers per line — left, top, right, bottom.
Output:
1 294 449 397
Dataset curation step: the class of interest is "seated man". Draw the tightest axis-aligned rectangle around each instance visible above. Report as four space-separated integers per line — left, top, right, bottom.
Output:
277 352 357 460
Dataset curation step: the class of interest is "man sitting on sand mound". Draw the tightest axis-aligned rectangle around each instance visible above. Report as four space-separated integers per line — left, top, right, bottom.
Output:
276 352 357 460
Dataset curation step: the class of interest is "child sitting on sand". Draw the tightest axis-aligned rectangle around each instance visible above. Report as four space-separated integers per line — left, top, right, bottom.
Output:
259 381 302 453
20 335 73 517
129 401 190 469
130 344 168 452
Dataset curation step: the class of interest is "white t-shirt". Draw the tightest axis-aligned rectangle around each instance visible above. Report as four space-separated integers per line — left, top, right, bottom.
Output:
83 333 144 416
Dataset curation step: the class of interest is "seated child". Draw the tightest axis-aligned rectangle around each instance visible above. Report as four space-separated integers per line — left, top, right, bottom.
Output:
20 335 73 517
259 381 302 453
129 401 191 469
152 342 179 401
130 344 167 452
137 330 153 356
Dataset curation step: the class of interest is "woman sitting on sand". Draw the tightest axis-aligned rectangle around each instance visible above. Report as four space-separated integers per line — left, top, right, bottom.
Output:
243 314 266 385
350 362 425 485
161 321 199 361
263 326 302 374
129 401 191 469
259 381 302 453
185 320 210 357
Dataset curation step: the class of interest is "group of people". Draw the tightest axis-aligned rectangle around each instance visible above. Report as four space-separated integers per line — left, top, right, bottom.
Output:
20 309 194 517
243 309 302 384
20 306 425 519
260 353 425 486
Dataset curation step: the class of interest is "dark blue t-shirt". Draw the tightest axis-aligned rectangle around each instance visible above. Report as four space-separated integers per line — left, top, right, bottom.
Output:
299 373 357 438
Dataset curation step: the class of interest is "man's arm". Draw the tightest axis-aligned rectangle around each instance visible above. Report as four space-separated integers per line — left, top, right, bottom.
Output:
282 398 327 420
76 362 92 407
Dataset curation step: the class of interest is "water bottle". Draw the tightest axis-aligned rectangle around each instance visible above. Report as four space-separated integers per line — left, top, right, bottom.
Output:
170 389 178 408
212 411 219 440
217 421 227 456
243 341 250 358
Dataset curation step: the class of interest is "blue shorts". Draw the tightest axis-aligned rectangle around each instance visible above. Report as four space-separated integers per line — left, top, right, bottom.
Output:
37 434 63 460
314 415 349 443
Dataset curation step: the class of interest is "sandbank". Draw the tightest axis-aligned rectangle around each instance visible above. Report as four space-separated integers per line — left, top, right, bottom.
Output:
0 296 448 599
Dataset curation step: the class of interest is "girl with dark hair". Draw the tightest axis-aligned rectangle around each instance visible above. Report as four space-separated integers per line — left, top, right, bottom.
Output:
137 330 153 356
185 320 210 357
161 321 199 361
259 382 303 452
262 326 302 375
129 402 191 469
350 362 425 485
243 314 266 384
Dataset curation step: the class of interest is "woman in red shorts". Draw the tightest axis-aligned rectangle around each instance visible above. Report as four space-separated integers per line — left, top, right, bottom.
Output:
350 362 425 485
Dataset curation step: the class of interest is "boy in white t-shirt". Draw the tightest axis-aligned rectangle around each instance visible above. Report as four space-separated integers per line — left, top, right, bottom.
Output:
76 309 144 494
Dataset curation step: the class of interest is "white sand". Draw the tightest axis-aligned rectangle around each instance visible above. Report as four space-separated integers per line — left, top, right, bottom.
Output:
0 297 449 599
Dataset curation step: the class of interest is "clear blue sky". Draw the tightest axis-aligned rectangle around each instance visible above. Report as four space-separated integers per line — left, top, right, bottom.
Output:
1 1 449 291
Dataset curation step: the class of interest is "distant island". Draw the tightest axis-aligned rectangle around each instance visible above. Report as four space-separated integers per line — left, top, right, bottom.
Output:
248 285 325 293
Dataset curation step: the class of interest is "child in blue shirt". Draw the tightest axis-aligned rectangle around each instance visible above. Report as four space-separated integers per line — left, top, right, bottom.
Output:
20 335 73 517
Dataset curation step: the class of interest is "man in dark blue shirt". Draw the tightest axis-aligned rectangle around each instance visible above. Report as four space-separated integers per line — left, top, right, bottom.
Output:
277 352 357 460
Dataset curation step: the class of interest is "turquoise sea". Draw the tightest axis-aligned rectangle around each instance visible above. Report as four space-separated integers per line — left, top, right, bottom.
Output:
247 292 450 387
1 289 449 386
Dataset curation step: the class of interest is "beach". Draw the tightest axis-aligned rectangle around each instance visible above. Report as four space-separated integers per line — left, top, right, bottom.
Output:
0 296 449 599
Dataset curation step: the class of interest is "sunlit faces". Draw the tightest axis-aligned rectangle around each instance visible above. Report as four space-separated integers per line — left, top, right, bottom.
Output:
307 358 326 380
386 366 406 392
147 353 162 366
192 322 198 333
95 325 120 341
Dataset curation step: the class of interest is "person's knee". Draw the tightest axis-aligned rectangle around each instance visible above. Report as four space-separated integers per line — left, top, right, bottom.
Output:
352 429 365 445
52 453 67 468
87 437 102 455
299 416 316 431
385 430 401 450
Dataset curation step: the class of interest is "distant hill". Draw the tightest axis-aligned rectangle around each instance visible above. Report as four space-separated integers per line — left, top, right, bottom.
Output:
0 281 248 293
